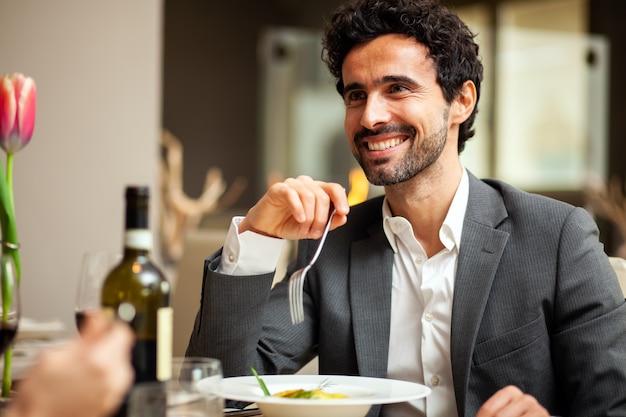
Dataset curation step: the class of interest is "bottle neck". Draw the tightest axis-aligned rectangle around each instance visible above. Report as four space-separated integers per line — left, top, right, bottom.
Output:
123 229 153 252
125 187 149 230
123 186 151 257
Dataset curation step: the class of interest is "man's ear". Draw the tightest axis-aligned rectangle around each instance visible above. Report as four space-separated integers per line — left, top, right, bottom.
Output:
450 80 477 124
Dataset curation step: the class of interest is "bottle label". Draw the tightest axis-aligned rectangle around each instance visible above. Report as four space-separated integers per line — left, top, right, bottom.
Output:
157 306 173 381
125 230 153 250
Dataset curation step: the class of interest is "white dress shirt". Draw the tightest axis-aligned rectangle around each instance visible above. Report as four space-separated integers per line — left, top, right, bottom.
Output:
382 169 467 417
219 170 469 417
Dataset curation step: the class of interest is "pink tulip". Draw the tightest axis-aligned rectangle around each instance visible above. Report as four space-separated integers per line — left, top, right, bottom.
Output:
0 73 36 154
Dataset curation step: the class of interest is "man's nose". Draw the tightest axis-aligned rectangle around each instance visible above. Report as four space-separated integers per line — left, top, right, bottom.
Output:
360 95 391 129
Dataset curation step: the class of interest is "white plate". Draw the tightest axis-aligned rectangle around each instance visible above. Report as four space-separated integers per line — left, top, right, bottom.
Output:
207 375 430 417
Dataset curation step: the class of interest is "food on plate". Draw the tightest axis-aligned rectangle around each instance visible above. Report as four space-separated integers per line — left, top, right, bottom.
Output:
250 366 349 399
273 388 349 399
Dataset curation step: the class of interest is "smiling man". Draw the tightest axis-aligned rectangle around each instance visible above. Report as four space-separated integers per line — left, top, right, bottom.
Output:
186 1 626 416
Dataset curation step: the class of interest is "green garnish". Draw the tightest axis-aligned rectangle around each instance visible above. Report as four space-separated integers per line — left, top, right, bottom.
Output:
250 366 271 396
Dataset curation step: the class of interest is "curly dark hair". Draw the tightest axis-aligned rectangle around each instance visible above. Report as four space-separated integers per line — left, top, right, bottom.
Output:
322 0 483 152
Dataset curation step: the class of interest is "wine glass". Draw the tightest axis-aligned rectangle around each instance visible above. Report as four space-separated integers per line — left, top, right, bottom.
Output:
75 251 120 332
0 254 20 356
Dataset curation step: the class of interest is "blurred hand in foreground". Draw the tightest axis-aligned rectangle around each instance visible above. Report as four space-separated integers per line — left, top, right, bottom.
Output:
5 313 134 417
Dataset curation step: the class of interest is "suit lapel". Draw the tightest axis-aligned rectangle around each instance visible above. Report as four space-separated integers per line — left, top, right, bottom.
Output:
349 215 394 378
451 173 510 414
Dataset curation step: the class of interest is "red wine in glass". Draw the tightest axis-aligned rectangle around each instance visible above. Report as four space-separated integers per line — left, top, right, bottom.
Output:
75 311 88 334
75 310 100 334
0 323 18 355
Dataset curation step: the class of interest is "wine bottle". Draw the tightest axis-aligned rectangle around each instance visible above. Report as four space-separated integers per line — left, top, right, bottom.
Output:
101 186 172 416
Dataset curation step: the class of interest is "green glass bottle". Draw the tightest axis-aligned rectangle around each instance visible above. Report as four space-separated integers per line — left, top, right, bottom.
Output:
101 186 172 416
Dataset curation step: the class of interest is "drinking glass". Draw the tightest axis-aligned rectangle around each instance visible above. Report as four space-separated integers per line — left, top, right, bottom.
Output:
171 357 223 414
0 254 20 356
172 357 222 392
128 381 220 417
75 251 120 332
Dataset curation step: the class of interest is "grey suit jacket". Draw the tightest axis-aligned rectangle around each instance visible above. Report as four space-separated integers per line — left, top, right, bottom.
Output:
187 172 626 417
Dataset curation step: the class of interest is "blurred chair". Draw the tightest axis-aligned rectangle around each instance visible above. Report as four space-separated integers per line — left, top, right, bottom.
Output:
297 356 319 375
608 256 626 298
172 229 228 357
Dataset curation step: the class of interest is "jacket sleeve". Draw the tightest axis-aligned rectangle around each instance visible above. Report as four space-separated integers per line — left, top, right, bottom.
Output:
185 248 276 377
552 207 626 416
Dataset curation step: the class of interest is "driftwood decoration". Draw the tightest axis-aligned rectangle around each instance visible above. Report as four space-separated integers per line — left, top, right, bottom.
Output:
160 129 247 262
584 175 626 257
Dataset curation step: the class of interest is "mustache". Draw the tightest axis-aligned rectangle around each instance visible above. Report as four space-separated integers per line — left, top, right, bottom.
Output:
353 124 416 143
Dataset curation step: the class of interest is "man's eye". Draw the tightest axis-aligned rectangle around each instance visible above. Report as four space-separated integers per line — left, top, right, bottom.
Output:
345 91 366 103
389 84 409 93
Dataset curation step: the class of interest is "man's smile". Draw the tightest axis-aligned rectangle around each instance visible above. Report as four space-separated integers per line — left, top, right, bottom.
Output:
366 137 407 151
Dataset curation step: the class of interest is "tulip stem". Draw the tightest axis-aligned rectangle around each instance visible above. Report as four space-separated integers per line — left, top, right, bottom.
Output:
0 154 20 283
5 154 13 213
1 348 11 397
0 155 18 397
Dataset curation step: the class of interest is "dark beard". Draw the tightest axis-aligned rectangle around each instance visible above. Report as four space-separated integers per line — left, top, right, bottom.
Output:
352 113 449 186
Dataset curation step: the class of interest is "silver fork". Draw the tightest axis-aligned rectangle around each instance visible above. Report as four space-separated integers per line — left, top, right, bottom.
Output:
288 208 336 324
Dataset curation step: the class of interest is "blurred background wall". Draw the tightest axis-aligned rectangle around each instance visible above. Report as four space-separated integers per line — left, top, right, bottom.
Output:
0 0 163 336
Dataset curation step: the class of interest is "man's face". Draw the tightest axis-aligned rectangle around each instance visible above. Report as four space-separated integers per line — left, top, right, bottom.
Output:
341 34 453 186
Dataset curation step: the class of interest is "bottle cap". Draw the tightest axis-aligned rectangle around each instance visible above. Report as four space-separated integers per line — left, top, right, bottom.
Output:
126 186 149 199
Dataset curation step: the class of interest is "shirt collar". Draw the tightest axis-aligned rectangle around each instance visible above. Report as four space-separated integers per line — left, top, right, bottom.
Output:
382 169 469 254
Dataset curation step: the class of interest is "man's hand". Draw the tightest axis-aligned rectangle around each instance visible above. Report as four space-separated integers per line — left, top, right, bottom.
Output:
238 175 350 240
477 386 549 417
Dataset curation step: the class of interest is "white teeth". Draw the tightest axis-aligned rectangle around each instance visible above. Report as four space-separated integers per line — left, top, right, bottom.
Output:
367 138 404 151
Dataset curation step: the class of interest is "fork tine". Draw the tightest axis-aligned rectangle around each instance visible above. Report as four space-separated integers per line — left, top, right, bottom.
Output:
293 283 300 323
289 273 298 323
288 276 293 322
295 272 304 322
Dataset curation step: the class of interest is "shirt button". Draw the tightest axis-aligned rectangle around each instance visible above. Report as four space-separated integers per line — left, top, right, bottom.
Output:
228 253 235 262
431 376 440 386
415 257 423 264
424 313 433 322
